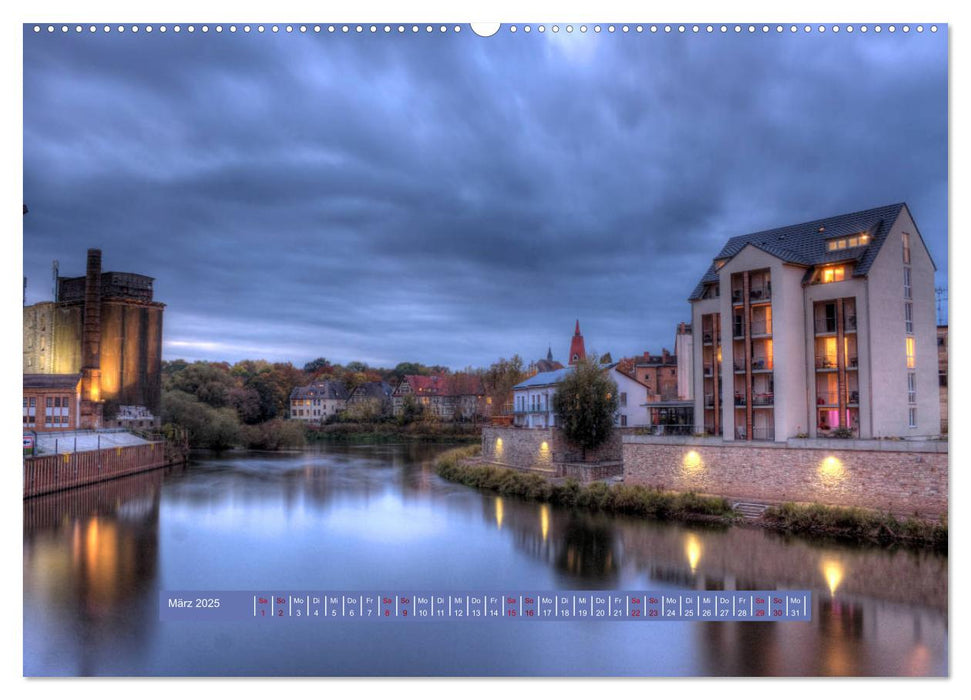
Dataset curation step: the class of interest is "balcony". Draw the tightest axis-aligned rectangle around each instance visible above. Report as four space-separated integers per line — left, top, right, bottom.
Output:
751 358 772 372
734 362 745 373
752 393 774 407
815 391 839 406
704 394 721 408
731 290 744 304
848 390 860 405
814 319 837 335
750 286 771 302
751 321 772 336
735 425 776 441
733 394 746 407
815 357 837 370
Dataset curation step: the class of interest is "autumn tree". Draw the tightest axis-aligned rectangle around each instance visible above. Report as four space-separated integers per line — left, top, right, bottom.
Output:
552 355 619 452
482 355 526 415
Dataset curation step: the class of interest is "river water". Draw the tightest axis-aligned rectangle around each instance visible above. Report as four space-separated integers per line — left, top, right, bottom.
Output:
23 442 947 676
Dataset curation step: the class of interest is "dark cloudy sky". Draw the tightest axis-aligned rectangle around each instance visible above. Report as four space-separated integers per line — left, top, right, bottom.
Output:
22 24 948 369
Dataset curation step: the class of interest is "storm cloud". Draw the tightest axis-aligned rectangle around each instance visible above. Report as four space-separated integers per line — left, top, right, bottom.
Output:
23 25 948 368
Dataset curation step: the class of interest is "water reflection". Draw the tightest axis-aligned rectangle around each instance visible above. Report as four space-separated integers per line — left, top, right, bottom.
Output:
23 444 946 676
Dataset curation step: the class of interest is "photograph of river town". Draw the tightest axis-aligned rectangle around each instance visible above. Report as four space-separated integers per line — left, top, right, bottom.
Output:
22 21 948 677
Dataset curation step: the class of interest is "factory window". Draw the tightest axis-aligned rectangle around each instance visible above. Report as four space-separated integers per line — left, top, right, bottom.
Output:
903 267 912 299
902 232 911 264
905 302 913 334
908 407 917 428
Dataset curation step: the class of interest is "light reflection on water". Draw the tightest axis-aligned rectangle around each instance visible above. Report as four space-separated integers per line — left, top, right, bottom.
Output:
23 443 947 676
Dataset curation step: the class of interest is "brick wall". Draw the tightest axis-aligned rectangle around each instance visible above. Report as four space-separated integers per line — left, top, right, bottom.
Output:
623 435 947 516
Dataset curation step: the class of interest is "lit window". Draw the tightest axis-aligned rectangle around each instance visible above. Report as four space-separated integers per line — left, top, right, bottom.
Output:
906 337 916 369
820 266 845 283
902 232 911 264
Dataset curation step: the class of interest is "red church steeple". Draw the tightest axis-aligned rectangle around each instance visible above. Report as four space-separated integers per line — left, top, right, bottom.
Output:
568 320 586 365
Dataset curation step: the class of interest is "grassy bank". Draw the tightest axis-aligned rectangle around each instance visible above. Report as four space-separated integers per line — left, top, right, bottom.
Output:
306 422 481 444
763 502 947 550
436 447 947 549
434 447 735 522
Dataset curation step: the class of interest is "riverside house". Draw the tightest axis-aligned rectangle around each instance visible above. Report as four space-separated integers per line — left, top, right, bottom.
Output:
690 203 940 441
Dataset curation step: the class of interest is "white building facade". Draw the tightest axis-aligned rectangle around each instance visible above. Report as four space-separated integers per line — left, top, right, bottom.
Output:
689 203 941 442
512 365 651 429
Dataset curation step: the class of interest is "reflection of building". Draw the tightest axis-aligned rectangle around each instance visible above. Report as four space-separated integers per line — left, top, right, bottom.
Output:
690 203 941 441
23 373 82 432
289 380 348 423
23 249 164 429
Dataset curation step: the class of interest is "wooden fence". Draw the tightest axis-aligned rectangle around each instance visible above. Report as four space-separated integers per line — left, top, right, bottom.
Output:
23 442 169 498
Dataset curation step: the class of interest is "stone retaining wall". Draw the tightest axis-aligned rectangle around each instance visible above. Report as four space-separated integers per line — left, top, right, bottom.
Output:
481 426 622 482
623 435 948 516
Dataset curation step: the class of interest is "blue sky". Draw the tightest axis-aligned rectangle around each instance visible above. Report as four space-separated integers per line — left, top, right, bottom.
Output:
22 24 948 369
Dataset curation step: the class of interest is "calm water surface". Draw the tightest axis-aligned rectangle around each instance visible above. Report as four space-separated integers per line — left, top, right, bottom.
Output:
23 443 947 676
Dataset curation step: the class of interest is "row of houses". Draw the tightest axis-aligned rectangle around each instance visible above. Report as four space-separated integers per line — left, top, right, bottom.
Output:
289 374 487 424
509 203 947 442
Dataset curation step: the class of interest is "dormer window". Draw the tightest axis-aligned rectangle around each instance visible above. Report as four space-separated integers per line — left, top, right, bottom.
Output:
818 266 847 283
826 233 870 251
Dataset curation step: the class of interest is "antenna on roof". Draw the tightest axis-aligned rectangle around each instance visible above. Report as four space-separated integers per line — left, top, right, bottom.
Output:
936 287 947 326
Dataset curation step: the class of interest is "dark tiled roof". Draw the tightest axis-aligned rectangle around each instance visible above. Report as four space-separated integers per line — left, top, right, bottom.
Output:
689 203 906 300
395 374 484 397
290 380 348 401
349 381 393 400
23 373 82 390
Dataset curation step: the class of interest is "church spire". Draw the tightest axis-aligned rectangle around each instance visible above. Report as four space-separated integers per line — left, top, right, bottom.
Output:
568 320 586 365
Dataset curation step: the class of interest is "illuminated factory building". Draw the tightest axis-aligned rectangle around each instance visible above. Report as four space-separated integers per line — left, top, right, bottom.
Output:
23 249 164 430
689 203 940 441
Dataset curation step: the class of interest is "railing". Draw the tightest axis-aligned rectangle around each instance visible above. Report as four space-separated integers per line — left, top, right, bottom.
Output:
737 425 776 441
512 408 551 415
23 442 168 498
635 424 697 437
731 290 743 303
751 393 774 406
751 321 772 336
815 357 837 369
734 362 745 372
816 392 839 406
751 358 772 371
815 317 857 334
814 319 837 334
749 286 771 301
733 395 747 406
704 394 721 408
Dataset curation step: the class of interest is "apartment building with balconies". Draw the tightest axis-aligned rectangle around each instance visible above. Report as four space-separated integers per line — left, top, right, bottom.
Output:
689 203 940 441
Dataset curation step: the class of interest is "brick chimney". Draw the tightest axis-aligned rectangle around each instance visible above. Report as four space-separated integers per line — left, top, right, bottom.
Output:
80 248 103 429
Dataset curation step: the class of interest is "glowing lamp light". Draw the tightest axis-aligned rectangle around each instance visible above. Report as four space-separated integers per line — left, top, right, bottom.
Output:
819 455 845 484
495 437 504 458
821 558 844 596
685 533 702 574
683 450 702 472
